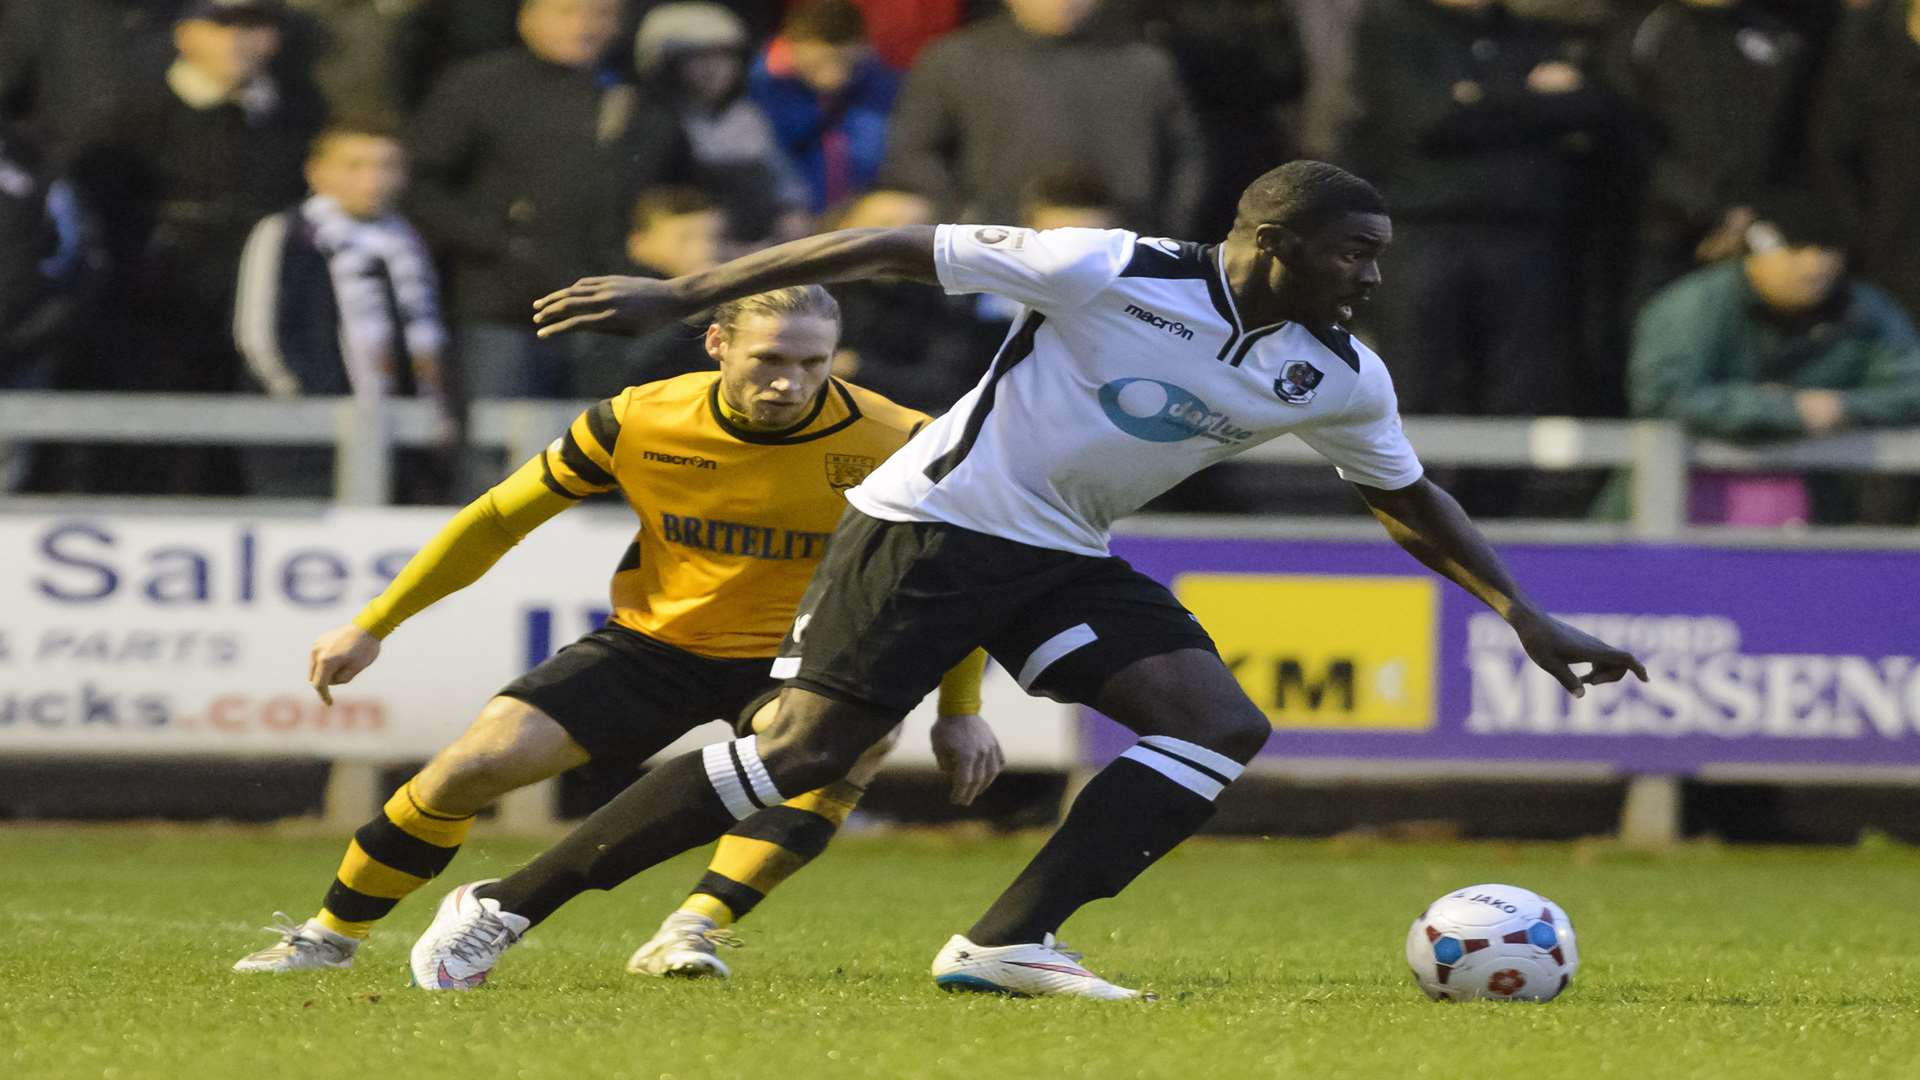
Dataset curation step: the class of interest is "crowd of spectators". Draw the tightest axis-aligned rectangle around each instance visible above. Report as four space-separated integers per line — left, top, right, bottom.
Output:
1 0 1917 523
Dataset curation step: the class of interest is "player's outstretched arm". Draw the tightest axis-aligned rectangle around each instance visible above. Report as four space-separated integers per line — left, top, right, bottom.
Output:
1355 476 1648 697
532 226 940 339
308 457 575 703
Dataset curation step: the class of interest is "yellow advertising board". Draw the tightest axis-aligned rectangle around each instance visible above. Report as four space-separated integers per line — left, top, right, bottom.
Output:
1173 574 1438 731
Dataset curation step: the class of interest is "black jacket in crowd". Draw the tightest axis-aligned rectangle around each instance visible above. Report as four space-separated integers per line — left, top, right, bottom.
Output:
1612 1 1812 236
833 281 1000 417
406 47 691 325
0 132 89 375
70 73 318 389
0 0 182 164
1344 0 1627 225
1811 0 1920 319
881 15 1206 235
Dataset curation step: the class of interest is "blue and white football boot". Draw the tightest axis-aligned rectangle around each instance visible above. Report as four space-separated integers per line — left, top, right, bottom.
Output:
931 933 1145 1000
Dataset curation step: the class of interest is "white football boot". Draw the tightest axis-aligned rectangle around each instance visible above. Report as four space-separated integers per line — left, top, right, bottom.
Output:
931 933 1145 1000
626 912 738 978
232 913 358 973
409 880 530 990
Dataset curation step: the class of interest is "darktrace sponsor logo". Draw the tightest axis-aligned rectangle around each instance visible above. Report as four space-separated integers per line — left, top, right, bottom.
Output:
643 450 718 469
1097 377 1254 445
1123 304 1195 340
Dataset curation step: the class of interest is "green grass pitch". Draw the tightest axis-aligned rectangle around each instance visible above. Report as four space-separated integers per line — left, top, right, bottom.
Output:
3 824 1916 1079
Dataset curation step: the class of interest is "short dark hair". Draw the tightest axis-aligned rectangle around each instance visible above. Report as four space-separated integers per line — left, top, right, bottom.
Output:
630 186 717 233
308 116 401 160
1233 161 1387 239
1020 171 1116 216
785 0 866 45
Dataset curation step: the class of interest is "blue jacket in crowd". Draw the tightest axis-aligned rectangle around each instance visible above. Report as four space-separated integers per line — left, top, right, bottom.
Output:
748 42 898 214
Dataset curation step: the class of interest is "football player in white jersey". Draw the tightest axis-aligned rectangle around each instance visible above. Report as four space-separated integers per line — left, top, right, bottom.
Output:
409 161 1646 998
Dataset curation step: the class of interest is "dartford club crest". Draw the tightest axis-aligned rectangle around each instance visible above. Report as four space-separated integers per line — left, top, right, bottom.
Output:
1273 360 1324 405
971 226 1026 250
825 453 877 491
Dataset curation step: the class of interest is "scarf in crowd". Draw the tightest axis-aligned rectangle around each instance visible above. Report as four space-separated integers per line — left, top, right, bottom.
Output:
300 194 445 397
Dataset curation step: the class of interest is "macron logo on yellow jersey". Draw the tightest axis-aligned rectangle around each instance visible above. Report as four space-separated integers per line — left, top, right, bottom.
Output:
643 449 719 469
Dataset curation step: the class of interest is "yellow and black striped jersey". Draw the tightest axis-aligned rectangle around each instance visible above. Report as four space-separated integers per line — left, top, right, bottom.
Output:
541 371 929 657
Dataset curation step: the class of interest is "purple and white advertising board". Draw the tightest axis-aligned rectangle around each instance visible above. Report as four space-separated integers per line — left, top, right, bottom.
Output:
1080 536 1920 774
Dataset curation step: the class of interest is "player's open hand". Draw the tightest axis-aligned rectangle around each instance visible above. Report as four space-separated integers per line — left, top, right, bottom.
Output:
1510 609 1647 699
309 623 381 706
531 276 685 338
930 713 1004 807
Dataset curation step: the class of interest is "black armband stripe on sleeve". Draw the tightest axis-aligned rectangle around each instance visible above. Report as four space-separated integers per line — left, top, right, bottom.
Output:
539 449 586 499
558 429 617 489
584 398 623 456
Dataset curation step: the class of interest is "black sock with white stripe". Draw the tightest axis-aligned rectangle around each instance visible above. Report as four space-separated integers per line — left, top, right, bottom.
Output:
967 735 1246 947
476 737 786 927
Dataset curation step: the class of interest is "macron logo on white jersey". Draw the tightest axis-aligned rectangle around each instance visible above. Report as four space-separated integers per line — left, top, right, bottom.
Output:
1122 303 1195 340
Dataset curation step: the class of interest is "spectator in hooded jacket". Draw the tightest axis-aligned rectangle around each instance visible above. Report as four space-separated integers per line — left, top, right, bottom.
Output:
635 2 810 249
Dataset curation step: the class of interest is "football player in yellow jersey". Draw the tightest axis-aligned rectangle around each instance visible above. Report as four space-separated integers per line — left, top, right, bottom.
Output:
232 286 1001 977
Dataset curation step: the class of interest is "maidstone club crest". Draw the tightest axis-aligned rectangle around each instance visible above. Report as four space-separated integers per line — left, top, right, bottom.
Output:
825 453 877 491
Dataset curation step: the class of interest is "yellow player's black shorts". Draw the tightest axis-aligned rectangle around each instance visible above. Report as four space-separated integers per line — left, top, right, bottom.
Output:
774 508 1216 713
497 624 778 764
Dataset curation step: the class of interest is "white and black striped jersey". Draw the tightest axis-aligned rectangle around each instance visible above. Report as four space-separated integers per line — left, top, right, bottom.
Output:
845 225 1424 557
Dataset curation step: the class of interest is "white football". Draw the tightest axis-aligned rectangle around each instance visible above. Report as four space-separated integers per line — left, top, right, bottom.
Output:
1405 883 1579 1002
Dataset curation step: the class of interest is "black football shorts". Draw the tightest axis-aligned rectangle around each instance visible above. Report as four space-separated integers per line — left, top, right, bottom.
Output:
772 508 1216 713
497 624 778 764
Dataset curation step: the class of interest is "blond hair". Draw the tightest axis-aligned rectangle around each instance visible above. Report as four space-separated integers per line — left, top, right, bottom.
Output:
710 286 841 335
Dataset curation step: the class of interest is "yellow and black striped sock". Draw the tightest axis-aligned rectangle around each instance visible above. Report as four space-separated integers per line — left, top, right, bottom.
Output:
314 780 474 939
680 780 863 927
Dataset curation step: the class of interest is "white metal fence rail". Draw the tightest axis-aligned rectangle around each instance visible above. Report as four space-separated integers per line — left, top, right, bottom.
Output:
6 393 1920 839
6 393 1920 536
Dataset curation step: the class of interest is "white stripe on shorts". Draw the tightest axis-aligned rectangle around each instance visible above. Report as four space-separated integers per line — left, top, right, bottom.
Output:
770 656 800 679
1016 622 1098 691
702 741 757 820
1120 745 1225 801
